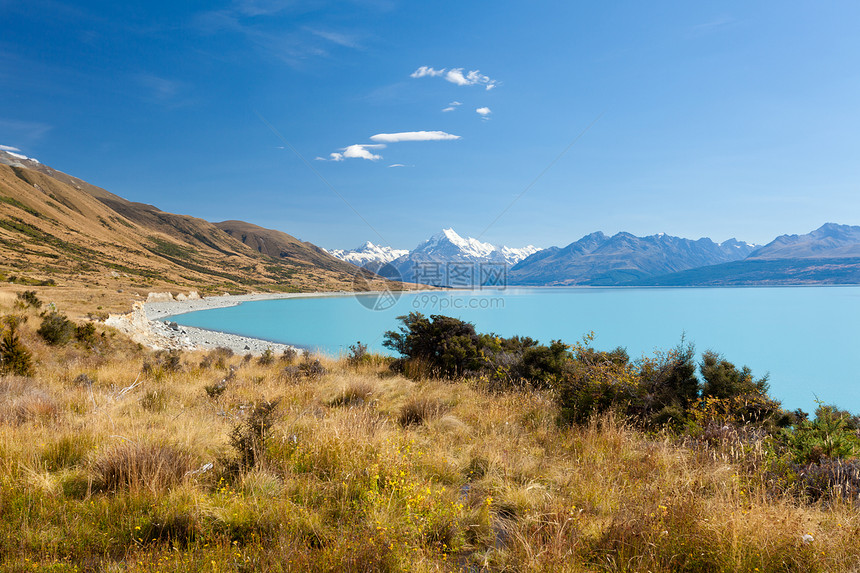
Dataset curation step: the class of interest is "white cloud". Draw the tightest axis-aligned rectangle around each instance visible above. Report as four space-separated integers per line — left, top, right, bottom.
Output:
445 68 498 90
370 131 460 143
411 67 499 90
0 145 21 152
410 66 445 78
442 101 461 112
388 164 406 168
314 156 327 161
476 107 492 116
449 101 461 106
330 143 385 162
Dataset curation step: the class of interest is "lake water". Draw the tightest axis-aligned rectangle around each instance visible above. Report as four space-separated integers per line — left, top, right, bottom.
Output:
168 287 860 414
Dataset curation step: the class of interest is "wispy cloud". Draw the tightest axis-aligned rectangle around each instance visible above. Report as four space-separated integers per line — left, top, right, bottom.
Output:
410 66 445 78
388 163 406 168
330 143 385 161
0 118 53 144
411 66 499 90
194 4 363 67
307 28 361 48
476 107 492 120
688 15 738 37
0 145 21 152
135 73 181 101
370 131 460 143
442 100 461 112
234 0 297 17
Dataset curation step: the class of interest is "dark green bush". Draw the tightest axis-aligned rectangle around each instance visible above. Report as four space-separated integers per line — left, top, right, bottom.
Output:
74 322 97 346
0 320 34 376
37 310 76 345
384 312 483 377
784 404 860 464
700 350 770 400
16 290 42 309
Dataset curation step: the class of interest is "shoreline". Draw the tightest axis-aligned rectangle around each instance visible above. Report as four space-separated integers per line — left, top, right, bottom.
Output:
108 290 360 356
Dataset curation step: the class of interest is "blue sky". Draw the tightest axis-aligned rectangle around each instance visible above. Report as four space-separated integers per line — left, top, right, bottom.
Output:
2 1 859 250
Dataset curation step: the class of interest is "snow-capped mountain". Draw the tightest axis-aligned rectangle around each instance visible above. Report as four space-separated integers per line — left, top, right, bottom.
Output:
0 146 41 167
407 228 539 266
327 241 408 268
389 228 540 286
329 228 541 286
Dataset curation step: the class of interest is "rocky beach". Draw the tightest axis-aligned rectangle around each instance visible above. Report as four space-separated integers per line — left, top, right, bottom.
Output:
105 291 352 355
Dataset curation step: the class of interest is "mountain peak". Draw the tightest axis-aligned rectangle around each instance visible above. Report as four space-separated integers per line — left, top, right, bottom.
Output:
750 223 860 260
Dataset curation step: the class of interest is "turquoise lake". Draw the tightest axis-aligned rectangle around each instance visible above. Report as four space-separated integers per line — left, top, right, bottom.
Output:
168 287 860 414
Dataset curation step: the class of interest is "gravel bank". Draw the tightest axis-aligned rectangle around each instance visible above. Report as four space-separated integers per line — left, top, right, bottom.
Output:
108 291 355 356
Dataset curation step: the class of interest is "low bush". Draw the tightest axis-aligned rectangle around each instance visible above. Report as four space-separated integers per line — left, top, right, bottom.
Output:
228 398 280 472
200 346 233 370
36 310 76 345
16 290 42 309
346 341 369 367
280 347 298 364
257 347 275 366
0 319 33 376
74 321 97 346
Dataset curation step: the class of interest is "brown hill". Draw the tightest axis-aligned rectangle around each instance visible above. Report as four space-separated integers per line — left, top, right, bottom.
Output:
0 149 390 298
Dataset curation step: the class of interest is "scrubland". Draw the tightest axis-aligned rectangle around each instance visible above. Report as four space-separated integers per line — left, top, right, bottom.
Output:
1 290 860 572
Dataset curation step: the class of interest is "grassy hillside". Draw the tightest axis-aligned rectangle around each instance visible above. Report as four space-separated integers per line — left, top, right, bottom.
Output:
2 290 860 572
0 154 398 301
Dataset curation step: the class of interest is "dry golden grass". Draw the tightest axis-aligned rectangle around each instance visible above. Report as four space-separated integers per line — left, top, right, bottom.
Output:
2 291 860 572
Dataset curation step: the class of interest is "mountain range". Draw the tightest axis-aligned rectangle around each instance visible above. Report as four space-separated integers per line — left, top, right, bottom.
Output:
329 228 540 286
630 223 860 286
508 232 758 286
332 224 860 287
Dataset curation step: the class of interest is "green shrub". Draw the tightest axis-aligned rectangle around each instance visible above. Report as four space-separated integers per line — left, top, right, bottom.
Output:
74 322 97 346
700 350 770 400
784 404 860 464
37 310 76 345
16 290 42 309
0 320 33 376
384 312 484 377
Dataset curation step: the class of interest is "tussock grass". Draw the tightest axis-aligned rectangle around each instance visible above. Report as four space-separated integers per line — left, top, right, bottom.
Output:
2 293 860 571
91 441 195 494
